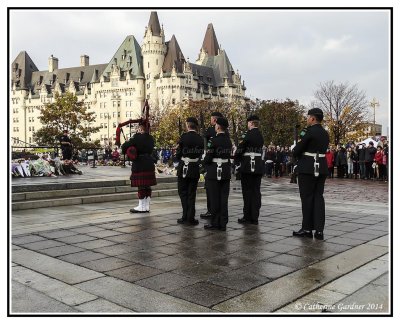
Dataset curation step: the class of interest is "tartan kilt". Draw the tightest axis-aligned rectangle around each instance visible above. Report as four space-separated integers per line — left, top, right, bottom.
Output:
130 171 157 187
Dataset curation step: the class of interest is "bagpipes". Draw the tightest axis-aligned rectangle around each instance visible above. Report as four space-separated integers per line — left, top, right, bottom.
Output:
115 100 150 161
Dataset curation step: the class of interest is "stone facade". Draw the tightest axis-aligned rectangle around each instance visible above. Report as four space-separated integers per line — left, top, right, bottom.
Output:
11 11 247 145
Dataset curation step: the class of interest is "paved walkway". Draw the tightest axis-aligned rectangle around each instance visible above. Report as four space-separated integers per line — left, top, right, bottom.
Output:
10 170 390 314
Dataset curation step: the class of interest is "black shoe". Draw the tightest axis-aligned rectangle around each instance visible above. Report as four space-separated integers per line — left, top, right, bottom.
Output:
251 220 259 225
293 229 313 238
187 219 199 225
177 218 186 224
315 231 324 240
130 209 146 213
204 224 219 230
238 218 251 224
200 211 212 219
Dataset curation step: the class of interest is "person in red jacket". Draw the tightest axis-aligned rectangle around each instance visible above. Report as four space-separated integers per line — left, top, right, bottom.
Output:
374 145 384 180
325 146 335 178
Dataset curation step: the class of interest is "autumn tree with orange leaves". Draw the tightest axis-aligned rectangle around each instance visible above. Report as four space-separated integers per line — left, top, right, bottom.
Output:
151 100 248 148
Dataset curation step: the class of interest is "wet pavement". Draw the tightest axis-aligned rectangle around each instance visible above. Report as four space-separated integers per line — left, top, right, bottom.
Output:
10 169 390 314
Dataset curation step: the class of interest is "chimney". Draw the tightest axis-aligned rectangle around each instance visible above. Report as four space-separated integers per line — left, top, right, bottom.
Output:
80 55 89 67
48 55 58 72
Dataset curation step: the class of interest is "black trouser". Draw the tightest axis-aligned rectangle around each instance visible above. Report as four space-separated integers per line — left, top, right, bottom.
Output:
208 179 230 228
266 162 273 176
241 173 262 222
178 177 199 221
298 173 327 232
62 148 72 160
328 167 334 178
274 162 281 177
204 178 211 212
365 161 373 179
337 164 346 178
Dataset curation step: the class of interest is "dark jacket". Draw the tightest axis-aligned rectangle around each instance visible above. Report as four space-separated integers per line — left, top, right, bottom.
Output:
121 133 155 173
292 124 329 175
204 132 232 180
265 150 276 162
358 147 366 162
336 148 347 166
175 130 204 179
205 126 217 143
234 128 264 175
365 146 377 162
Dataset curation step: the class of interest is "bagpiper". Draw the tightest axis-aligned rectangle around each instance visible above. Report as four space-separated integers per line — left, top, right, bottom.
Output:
121 122 157 213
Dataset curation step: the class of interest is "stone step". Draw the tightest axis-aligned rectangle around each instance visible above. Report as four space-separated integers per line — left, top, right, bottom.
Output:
12 182 179 202
12 186 205 211
12 176 177 193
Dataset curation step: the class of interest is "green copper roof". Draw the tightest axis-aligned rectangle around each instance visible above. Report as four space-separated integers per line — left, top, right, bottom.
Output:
102 35 144 79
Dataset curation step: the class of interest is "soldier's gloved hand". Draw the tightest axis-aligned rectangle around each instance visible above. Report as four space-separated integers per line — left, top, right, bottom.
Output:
173 162 179 168
201 153 206 160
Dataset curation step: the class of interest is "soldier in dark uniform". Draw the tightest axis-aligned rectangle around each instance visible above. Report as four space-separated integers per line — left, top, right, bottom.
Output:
200 111 223 219
121 123 156 213
234 115 264 225
292 108 330 240
175 117 204 225
203 117 232 231
59 129 72 160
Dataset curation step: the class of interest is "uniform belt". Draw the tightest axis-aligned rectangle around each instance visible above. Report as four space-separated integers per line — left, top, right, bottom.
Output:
243 152 262 157
243 153 261 172
304 152 325 157
212 158 228 180
212 158 229 163
181 157 199 163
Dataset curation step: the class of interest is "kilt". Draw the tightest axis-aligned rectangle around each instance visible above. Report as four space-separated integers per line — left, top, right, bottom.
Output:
130 171 157 187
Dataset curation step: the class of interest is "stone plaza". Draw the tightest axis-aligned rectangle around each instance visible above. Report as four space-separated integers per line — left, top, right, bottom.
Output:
10 166 390 314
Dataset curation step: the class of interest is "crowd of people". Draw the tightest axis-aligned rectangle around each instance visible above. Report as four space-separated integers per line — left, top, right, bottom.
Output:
237 138 389 182
326 140 389 181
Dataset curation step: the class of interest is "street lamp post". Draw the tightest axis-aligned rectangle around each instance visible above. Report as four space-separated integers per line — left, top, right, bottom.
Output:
370 98 380 136
107 113 111 142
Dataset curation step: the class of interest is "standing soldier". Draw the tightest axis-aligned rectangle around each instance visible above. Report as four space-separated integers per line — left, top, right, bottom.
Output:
200 111 223 219
175 117 204 225
292 108 329 240
203 117 232 231
235 115 264 225
121 122 157 213
59 129 73 160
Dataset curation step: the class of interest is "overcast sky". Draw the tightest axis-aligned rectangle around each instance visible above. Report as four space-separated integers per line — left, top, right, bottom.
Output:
10 9 390 135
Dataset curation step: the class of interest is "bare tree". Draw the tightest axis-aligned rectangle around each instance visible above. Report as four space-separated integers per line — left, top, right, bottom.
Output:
312 80 369 145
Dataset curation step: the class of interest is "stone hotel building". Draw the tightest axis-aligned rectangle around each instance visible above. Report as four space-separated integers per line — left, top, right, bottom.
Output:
11 11 247 145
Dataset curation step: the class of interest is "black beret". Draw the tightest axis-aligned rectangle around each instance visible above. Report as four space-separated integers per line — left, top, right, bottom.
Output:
211 111 223 117
308 108 324 118
247 115 260 122
186 117 198 126
216 117 229 128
